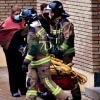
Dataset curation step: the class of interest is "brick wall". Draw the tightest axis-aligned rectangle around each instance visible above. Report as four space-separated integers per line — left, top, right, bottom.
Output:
91 0 100 72
0 0 37 23
65 0 93 72
66 0 100 72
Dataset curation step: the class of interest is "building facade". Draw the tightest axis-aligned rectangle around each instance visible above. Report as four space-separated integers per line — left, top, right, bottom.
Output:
0 0 100 91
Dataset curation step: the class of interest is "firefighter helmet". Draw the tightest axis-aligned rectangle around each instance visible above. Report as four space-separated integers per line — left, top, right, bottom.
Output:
46 1 70 17
20 8 37 24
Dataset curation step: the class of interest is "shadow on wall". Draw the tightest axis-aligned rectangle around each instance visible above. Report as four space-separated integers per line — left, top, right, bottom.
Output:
0 46 7 67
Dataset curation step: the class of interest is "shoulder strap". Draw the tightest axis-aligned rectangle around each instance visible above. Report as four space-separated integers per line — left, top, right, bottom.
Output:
60 17 69 25
60 17 69 29
60 17 74 39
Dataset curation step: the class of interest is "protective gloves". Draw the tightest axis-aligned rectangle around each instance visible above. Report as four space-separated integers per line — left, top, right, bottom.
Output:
22 62 28 72
49 47 63 59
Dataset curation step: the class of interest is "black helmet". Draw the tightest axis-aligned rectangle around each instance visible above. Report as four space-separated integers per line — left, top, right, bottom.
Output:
46 1 70 17
46 1 63 14
20 8 37 25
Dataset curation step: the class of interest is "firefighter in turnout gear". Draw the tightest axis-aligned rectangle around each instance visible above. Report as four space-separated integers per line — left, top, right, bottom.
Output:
45 1 82 100
21 8 69 100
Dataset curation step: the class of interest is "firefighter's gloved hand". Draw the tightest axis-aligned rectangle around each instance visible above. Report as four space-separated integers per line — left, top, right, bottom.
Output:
22 62 28 72
38 91 48 98
49 47 63 59
59 47 65 53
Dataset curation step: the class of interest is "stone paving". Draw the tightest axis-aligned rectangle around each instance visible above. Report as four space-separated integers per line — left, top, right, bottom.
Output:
0 67 43 100
0 67 25 100
0 67 93 100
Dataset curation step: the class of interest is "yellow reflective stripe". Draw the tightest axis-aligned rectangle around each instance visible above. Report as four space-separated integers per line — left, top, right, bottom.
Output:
52 86 61 96
61 43 68 50
52 30 60 34
25 54 34 61
24 38 26 42
45 78 61 96
73 83 79 90
45 78 55 91
25 24 28 27
64 48 75 54
30 56 51 66
52 29 62 34
70 22 72 25
37 28 45 36
26 90 38 96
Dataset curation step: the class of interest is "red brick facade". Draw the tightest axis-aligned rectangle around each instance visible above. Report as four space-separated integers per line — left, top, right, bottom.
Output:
0 0 37 23
0 0 100 73
66 0 100 72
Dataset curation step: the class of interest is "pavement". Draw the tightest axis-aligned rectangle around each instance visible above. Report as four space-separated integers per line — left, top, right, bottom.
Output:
0 67 93 100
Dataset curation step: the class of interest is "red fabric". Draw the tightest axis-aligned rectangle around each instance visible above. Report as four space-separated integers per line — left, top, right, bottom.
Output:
0 17 25 49
39 75 75 91
52 75 75 90
38 84 47 91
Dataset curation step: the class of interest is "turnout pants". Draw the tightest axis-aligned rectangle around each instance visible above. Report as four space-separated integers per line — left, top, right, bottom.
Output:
63 53 81 100
26 61 68 100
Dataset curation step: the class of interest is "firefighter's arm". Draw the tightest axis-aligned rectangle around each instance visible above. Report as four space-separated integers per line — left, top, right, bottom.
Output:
60 21 74 51
22 28 38 72
22 40 38 72
25 38 38 63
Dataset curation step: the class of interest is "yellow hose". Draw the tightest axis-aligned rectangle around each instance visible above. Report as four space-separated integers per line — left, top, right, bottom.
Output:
50 57 87 85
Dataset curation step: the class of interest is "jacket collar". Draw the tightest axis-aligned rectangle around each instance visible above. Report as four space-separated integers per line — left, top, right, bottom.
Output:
53 16 61 25
30 20 41 27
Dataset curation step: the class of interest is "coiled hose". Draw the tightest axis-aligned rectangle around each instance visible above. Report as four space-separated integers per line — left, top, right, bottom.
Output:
50 57 87 85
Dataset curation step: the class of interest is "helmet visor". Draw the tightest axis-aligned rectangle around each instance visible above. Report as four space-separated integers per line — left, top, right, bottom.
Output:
45 5 52 13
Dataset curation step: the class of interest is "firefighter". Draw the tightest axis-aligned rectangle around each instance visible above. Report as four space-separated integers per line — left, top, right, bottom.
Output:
21 8 69 100
26 3 50 90
45 1 81 100
38 3 57 100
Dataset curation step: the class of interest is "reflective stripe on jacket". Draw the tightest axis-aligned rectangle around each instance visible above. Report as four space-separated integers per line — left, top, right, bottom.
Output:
30 56 51 66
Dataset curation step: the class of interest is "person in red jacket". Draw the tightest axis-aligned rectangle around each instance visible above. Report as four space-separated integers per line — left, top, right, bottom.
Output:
0 5 27 97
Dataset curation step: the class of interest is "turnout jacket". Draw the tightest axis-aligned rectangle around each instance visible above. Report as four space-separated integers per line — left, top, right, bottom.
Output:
49 16 75 57
24 20 50 66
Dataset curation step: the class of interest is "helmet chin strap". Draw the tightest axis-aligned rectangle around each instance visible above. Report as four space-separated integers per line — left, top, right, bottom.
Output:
50 12 61 24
